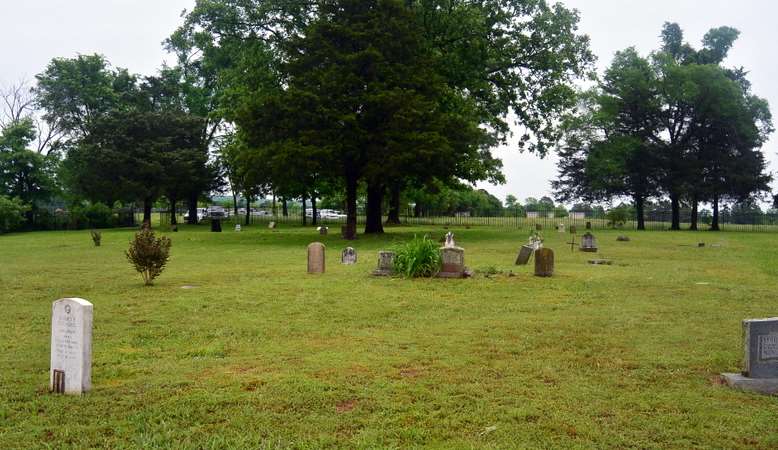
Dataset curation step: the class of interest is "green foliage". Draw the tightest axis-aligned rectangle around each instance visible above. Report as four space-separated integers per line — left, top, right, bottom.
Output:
70 203 114 229
392 234 441 278
0 196 28 233
605 206 630 228
125 228 172 286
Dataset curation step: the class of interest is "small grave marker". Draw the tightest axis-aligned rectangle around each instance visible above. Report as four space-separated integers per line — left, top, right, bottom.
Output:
235 224 242 232
318 226 329 236
50 298 93 395
268 221 276 229
372 251 395 276
579 232 598 253
617 235 630 242
438 246 465 278
307 242 325 274
341 247 357 265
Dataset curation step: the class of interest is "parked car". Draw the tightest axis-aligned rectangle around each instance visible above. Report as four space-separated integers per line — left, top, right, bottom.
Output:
206 205 228 219
183 208 207 221
251 209 272 216
319 209 347 220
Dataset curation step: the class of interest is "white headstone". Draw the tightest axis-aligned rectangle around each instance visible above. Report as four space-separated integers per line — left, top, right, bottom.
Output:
235 224 242 232
50 298 93 395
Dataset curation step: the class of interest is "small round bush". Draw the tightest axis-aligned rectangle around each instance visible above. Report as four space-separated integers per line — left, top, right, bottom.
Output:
393 235 441 278
126 228 172 285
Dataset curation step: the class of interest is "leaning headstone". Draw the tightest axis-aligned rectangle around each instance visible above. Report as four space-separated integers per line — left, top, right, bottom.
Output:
515 245 534 265
211 218 222 232
579 232 598 253
235 224 242 232
318 226 328 236
341 247 357 265
268 221 276 229
50 298 93 395
438 246 465 278
372 251 395 276
721 318 778 395
307 242 325 274
616 235 630 242
534 248 554 277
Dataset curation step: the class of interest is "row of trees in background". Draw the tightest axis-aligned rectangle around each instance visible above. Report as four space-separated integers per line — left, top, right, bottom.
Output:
554 23 773 231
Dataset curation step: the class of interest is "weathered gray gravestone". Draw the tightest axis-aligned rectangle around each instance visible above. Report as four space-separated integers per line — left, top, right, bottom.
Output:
721 318 778 394
438 246 465 278
515 245 534 265
372 251 395 276
318 226 328 236
617 235 630 242
341 247 357 265
50 298 93 395
579 232 598 253
307 242 325 274
534 248 554 277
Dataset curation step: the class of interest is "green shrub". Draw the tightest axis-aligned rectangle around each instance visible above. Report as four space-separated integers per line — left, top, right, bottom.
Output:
71 203 114 229
392 235 441 278
605 206 630 228
0 196 29 233
125 228 172 285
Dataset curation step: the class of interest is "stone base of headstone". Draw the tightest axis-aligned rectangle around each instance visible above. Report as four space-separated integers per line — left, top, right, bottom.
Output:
534 248 554 277
437 246 465 278
515 245 534 265
720 373 778 395
211 219 222 232
341 224 356 240
616 235 630 242
580 247 598 253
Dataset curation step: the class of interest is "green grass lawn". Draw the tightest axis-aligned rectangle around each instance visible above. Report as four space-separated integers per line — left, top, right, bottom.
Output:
2 224 778 449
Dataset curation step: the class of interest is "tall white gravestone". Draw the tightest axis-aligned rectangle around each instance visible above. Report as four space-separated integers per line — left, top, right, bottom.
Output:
50 298 93 395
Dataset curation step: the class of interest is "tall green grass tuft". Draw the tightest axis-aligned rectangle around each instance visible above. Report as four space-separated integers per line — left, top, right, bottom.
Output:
392 234 441 278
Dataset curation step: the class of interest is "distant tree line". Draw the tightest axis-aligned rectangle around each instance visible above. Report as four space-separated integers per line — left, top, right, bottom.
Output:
554 23 773 231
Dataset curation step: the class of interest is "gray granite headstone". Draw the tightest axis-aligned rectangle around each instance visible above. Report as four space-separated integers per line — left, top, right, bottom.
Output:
50 298 93 395
372 251 395 276
341 247 357 265
579 232 598 253
307 242 325 274
721 318 778 395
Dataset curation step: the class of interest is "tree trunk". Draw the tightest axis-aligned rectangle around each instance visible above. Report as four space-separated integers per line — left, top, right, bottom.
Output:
634 194 645 231
302 193 307 226
311 192 318 226
344 173 358 240
232 191 239 218
187 192 198 225
711 193 720 231
386 184 401 225
143 197 153 226
414 202 422 218
245 194 251 226
689 196 698 231
282 197 288 217
364 182 384 234
670 193 680 230
170 196 177 226
272 194 277 216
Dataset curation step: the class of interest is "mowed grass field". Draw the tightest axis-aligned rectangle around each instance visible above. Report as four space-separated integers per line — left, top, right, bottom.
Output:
1 224 778 449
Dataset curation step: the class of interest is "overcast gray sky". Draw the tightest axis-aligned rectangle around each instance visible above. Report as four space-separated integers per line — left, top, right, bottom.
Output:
2 1 776 205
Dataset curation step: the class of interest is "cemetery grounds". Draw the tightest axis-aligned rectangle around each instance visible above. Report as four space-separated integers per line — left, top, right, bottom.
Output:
1 225 777 448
